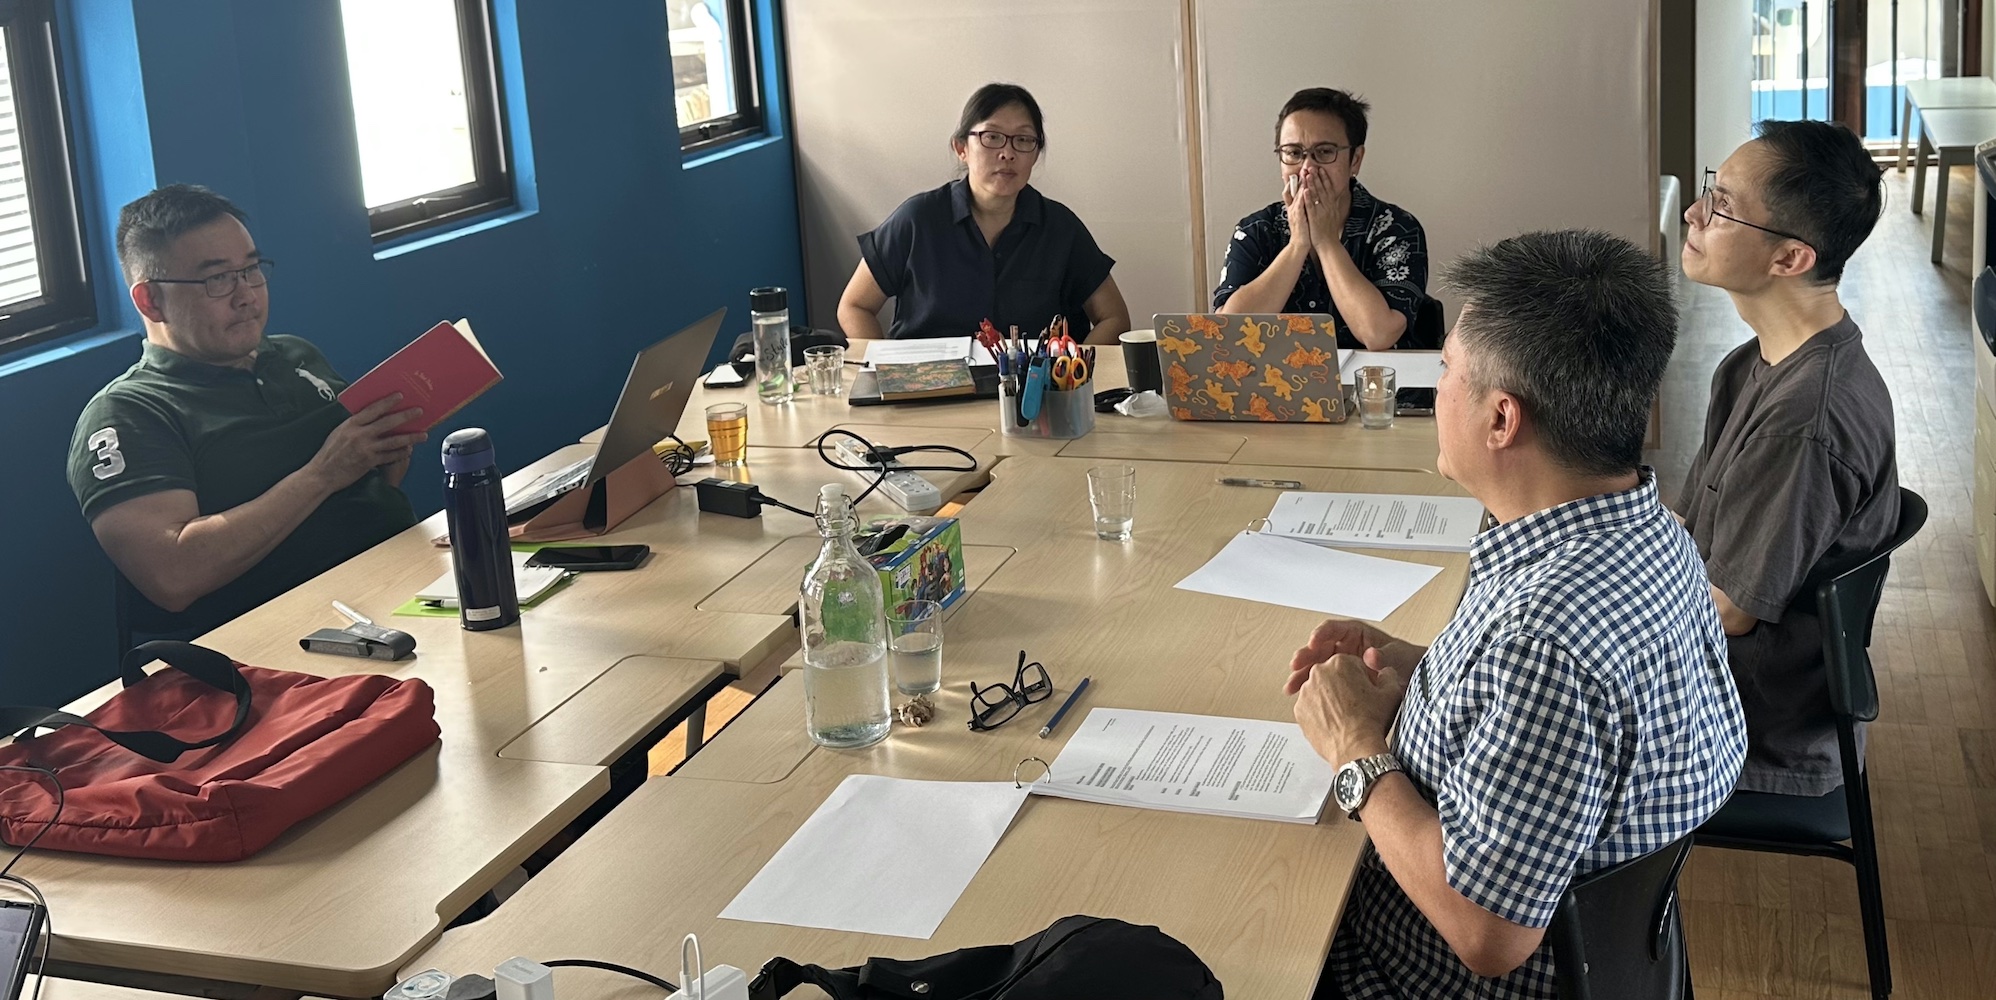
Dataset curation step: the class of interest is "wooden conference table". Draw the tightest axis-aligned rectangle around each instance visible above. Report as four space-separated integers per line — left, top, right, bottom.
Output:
26 445 998 996
32 352 1446 997
671 343 1445 474
405 456 1472 999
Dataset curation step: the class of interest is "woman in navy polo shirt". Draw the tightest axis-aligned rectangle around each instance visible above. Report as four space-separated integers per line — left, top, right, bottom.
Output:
837 83 1131 345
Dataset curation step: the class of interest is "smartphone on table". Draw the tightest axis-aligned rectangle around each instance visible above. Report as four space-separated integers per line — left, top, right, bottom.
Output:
523 544 651 571
0 899 45 1000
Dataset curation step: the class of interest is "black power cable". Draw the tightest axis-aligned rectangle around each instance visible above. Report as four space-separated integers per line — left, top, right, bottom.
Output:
810 428 978 507
541 959 677 994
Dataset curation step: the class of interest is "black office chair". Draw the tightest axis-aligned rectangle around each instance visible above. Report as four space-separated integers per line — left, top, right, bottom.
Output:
1694 486 1928 1000
1547 833 1694 1000
1406 295 1446 350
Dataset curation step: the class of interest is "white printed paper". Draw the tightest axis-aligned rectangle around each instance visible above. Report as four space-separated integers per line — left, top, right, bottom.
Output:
1264 491 1486 553
1035 708 1336 824
1343 350 1443 388
414 550 569 606
720 775 1031 939
863 337 995 367
1174 530 1444 621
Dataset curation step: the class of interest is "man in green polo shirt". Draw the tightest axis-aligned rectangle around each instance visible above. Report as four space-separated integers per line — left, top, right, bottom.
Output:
68 184 424 641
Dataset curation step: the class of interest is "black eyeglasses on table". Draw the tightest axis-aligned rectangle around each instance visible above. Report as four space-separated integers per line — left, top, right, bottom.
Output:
968 651 1054 732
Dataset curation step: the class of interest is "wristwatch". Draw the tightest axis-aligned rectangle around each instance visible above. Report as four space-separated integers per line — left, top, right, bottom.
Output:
1333 752 1403 821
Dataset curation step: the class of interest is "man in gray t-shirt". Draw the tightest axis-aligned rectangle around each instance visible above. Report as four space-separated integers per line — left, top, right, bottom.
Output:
1676 121 1895 796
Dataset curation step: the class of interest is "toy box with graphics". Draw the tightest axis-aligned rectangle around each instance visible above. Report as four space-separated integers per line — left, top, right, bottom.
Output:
859 515 967 610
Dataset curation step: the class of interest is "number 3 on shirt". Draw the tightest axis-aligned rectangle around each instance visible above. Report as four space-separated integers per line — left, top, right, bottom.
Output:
88 427 126 480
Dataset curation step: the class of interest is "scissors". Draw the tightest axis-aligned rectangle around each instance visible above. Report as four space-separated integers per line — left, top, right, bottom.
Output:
1051 355 1089 390
976 319 1004 356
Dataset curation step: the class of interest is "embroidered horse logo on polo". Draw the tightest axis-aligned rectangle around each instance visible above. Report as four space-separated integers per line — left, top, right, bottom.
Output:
295 367 335 401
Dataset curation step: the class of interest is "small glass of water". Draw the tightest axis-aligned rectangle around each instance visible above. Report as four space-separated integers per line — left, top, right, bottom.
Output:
1087 464 1137 541
1357 365 1397 430
886 599 944 696
804 345 845 396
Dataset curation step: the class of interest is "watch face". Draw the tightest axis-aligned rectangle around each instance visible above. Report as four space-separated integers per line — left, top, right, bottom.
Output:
1335 766 1362 811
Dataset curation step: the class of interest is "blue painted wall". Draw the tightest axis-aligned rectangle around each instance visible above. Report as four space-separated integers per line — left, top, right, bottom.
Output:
0 0 802 706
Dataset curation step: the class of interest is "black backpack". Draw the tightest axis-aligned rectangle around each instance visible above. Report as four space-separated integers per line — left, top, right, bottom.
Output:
747 915 1223 999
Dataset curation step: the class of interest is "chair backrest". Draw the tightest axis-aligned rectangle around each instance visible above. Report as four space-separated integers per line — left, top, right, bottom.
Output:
1405 295 1446 349
1547 833 1693 1000
1816 487 1926 724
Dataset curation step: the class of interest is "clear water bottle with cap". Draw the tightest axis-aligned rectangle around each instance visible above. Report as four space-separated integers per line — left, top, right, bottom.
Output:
799 483 890 747
750 286 793 405
441 428 519 631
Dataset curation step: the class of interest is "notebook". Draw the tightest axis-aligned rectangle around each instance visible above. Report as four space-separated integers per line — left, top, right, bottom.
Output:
872 358 976 400
340 319 502 434
1150 313 1346 422
415 550 570 607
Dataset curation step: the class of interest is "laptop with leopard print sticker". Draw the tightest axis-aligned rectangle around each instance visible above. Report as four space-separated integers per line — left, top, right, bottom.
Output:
1151 313 1348 422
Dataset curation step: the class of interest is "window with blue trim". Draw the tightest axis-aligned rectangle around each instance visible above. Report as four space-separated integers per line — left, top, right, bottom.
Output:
340 0 513 242
671 0 763 152
0 0 93 358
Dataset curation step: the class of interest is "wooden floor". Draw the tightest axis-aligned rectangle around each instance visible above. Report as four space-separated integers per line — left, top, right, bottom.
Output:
1667 165 1996 998
644 166 1996 994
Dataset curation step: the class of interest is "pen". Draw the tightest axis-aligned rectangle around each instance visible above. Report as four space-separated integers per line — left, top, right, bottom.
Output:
333 600 372 625
1217 477 1304 489
1038 677 1091 739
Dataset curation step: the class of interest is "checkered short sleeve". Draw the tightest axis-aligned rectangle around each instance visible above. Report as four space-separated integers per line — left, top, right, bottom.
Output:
1430 627 1619 929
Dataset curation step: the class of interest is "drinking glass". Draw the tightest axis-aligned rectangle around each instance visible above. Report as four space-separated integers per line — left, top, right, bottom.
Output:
1357 366 1397 430
804 345 845 396
885 599 944 696
1087 464 1137 541
705 402 749 466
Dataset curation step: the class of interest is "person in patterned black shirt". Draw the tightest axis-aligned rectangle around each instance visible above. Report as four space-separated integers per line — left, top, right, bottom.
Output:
1285 231 1746 999
1213 88 1428 350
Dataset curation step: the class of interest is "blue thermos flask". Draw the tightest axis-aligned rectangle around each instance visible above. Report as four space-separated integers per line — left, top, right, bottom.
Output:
441 428 519 631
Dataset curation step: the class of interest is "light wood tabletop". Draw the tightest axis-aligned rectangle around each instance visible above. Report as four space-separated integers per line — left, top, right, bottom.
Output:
404 457 1475 998
676 345 1440 473
25 440 1002 996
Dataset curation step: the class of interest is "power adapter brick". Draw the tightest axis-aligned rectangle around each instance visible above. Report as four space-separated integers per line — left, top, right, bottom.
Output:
695 477 762 517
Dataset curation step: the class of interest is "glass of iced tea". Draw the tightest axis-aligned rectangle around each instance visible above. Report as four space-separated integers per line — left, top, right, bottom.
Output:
705 402 749 466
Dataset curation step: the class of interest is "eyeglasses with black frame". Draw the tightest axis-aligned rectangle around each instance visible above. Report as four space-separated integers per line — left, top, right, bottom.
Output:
1275 143 1350 166
966 130 1042 154
148 260 276 299
1696 169 1813 248
968 651 1054 732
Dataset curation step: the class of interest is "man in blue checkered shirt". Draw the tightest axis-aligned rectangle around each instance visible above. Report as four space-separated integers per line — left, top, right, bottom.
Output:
1288 230 1748 999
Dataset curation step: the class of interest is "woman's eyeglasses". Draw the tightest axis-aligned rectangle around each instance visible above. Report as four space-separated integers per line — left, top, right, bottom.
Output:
968 651 1054 731
966 130 1042 154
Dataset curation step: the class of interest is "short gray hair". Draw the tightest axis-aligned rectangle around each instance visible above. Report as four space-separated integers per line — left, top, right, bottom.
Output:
1442 230 1676 478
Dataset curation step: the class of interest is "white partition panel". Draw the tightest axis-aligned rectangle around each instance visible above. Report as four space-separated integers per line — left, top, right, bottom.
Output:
1196 0 1659 317
785 0 1658 331
783 0 1199 330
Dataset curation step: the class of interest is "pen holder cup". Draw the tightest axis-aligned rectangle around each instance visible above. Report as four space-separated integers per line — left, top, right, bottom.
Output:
999 382 1096 439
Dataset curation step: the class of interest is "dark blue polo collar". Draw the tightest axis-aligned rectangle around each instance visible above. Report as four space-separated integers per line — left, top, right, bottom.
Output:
949 177 1046 229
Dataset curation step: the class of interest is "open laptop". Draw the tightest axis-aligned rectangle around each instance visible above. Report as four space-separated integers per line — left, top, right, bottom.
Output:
1151 313 1346 422
504 308 725 522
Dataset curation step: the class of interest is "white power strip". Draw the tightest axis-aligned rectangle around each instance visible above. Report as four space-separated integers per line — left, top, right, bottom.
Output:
663 964 749 1000
830 438 943 514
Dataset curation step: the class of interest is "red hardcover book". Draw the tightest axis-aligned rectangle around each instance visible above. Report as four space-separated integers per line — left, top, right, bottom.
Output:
339 319 502 433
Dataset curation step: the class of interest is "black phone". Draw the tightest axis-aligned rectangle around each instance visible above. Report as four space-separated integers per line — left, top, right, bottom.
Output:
524 544 650 571
0 900 45 1000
